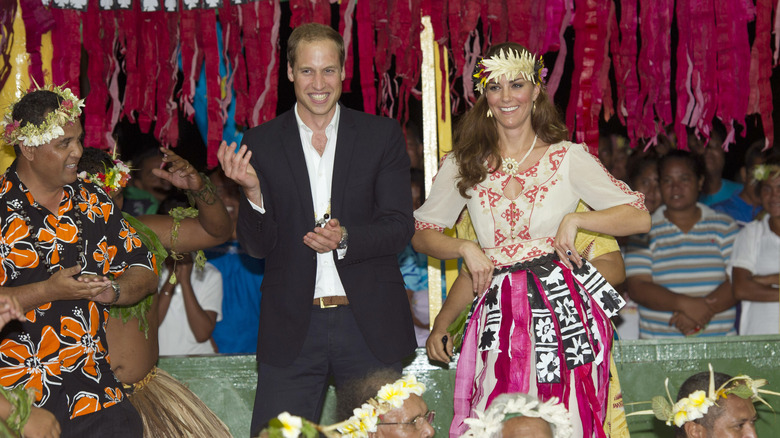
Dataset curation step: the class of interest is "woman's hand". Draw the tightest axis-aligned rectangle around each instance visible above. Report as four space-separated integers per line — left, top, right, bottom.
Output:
426 326 453 363
553 212 583 270
460 241 494 296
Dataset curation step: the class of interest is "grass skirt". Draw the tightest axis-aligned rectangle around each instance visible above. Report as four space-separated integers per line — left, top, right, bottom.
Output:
127 366 232 438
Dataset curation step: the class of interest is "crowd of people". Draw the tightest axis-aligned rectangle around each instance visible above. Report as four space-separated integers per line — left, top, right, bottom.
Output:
0 20 777 438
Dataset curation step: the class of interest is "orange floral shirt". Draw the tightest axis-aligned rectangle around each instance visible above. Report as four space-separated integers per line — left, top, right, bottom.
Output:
0 163 156 422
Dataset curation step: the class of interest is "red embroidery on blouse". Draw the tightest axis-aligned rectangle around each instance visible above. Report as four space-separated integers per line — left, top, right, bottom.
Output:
414 220 443 233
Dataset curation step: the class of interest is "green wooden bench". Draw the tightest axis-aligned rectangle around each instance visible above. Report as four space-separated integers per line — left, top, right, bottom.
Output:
159 335 780 437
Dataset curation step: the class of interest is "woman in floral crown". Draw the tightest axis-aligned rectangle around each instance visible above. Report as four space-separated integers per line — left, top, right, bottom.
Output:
412 42 650 437
78 146 233 437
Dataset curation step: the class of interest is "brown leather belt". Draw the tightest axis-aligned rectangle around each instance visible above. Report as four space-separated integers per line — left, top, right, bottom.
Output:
313 296 350 308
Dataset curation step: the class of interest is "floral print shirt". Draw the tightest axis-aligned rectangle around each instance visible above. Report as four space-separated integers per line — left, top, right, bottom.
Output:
0 163 156 422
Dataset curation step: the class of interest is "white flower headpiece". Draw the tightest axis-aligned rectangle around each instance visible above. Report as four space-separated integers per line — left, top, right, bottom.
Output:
627 364 780 428
332 374 425 438
751 163 780 184
259 375 426 438
461 393 572 438
473 48 547 94
1 84 85 148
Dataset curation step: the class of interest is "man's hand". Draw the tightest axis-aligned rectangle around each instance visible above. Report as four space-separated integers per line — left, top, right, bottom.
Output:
153 146 202 191
669 312 702 336
303 218 342 253
217 141 261 203
22 406 61 438
48 266 111 303
0 295 24 330
677 295 714 328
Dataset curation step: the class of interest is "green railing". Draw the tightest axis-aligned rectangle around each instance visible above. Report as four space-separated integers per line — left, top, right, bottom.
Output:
159 335 780 437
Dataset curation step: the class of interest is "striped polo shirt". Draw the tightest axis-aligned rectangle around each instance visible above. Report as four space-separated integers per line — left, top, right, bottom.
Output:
625 204 739 338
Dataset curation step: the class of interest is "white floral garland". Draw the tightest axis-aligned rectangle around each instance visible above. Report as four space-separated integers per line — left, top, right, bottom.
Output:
461 393 572 438
259 375 426 438
335 374 426 438
2 84 85 147
628 364 780 428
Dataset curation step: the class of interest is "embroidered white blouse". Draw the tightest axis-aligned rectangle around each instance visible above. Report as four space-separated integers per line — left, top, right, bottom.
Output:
414 141 646 267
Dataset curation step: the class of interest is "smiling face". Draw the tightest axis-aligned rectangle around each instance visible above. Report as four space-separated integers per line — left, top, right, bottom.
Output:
660 157 703 212
22 120 84 190
484 76 540 133
287 39 345 127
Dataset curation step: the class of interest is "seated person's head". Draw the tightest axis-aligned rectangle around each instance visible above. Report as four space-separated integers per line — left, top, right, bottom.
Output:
672 371 757 438
461 392 571 438
77 147 132 208
337 370 434 438
130 147 172 201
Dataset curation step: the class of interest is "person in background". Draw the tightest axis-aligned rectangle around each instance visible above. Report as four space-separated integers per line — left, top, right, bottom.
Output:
461 392 572 438
712 140 773 227
336 370 435 438
203 169 264 354
626 150 739 338
157 253 222 355
122 148 173 216
398 168 430 346
78 147 232 437
613 153 662 340
689 125 742 206
729 156 780 335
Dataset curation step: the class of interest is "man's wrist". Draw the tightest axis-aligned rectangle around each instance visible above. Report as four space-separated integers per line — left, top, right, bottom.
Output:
337 226 348 250
110 280 121 304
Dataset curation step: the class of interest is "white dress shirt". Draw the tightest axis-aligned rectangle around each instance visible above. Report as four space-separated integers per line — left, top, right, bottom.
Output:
249 104 347 299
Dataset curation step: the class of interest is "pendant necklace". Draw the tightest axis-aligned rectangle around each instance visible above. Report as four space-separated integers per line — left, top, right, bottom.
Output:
501 135 538 176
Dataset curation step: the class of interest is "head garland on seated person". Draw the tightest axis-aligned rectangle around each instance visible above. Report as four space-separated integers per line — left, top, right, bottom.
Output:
628 364 778 438
460 392 572 438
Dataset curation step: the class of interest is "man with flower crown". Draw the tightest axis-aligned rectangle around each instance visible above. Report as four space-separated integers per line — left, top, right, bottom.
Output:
0 85 158 436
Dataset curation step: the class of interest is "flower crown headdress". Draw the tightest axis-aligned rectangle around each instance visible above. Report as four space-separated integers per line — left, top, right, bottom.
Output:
77 155 132 196
473 48 547 94
751 163 780 184
461 394 572 438
259 375 425 438
1 84 85 148
627 364 780 428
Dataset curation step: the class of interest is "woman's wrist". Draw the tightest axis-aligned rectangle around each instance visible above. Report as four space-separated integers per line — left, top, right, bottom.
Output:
186 173 217 206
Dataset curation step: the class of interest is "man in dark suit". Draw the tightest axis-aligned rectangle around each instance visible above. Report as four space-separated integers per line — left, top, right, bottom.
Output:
217 23 417 434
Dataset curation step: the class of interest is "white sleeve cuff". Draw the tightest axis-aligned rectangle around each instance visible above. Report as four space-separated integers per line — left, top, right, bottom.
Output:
248 197 265 214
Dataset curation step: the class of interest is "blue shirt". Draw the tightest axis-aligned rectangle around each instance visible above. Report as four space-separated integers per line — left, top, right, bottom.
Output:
204 240 264 354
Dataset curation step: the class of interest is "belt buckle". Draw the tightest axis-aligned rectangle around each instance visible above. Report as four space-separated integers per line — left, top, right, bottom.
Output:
319 297 337 309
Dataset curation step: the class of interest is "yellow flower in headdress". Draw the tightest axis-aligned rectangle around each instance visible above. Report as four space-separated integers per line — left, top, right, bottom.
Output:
473 48 545 94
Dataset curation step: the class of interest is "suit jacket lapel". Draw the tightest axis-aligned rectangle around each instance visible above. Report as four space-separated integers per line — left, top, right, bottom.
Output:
280 111 316 223
331 106 356 218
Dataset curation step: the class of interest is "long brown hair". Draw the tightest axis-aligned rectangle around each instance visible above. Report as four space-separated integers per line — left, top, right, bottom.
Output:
453 42 569 197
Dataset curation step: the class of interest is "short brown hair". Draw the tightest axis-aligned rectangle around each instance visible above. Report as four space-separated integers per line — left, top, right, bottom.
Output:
287 23 345 69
